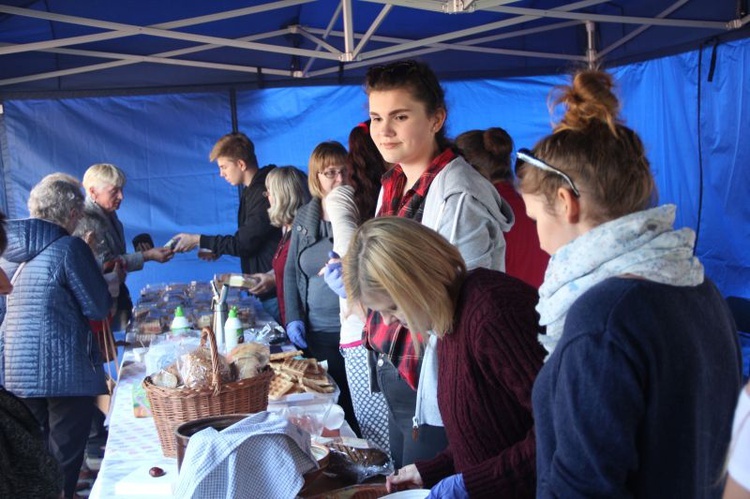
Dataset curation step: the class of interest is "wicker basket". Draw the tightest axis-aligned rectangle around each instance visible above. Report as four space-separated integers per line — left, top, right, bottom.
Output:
143 326 273 457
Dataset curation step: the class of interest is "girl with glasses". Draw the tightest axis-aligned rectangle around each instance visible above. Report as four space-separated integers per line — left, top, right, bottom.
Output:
363 59 515 471
517 69 742 497
284 141 360 435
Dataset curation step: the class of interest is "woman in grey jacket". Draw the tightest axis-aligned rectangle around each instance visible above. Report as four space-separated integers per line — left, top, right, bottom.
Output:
0 178 112 498
284 141 360 435
81 163 173 331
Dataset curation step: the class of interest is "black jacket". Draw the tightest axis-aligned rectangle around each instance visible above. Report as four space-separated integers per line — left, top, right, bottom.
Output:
200 165 282 300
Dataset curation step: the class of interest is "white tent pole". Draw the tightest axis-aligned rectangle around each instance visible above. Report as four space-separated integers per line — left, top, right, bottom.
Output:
366 0 727 29
0 29 291 87
0 0 313 55
477 5 726 29
586 21 597 68
359 0 608 60
292 26 342 55
341 0 356 60
302 4 343 75
599 0 689 57
0 3 341 60
305 19 587 77
307 19 581 49
307 24 589 78
352 5 393 59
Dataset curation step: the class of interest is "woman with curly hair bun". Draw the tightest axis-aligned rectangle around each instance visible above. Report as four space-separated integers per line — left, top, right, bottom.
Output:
519 69 742 498
456 127 549 288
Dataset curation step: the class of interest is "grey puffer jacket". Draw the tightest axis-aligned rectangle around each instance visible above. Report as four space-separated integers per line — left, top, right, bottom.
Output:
0 218 112 397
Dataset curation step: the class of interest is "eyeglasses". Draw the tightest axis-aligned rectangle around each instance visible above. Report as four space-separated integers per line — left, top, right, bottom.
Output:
516 148 580 197
318 169 344 179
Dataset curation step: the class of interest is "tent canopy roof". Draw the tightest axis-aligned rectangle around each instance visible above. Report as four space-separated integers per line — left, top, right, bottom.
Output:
0 0 748 96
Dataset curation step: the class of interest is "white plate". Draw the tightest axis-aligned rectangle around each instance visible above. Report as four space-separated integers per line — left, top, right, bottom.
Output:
381 489 430 499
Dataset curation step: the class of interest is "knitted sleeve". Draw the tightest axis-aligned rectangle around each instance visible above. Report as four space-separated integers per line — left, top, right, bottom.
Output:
459 283 543 497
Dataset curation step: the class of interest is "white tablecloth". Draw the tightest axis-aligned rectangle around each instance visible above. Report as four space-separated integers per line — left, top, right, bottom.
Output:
90 348 352 498
89 352 178 499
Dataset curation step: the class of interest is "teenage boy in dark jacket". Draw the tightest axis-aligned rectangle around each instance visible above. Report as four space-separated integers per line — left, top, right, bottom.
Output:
172 132 282 321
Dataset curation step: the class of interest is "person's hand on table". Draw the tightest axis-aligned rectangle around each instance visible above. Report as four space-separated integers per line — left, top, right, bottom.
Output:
426 474 468 499
286 320 307 349
386 464 424 492
248 272 275 295
143 246 174 263
171 233 200 252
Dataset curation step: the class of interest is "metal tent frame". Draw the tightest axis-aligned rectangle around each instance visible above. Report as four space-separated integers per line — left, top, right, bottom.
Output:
0 0 748 92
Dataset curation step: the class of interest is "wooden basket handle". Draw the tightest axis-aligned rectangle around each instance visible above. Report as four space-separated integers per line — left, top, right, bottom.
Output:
200 326 222 396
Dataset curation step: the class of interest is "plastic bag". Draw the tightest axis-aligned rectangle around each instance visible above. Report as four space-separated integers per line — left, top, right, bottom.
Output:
177 344 233 389
245 322 287 344
143 330 201 375
321 437 394 484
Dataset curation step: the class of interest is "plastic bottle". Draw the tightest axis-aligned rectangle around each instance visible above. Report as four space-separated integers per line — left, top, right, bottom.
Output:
224 306 244 352
170 306 190 334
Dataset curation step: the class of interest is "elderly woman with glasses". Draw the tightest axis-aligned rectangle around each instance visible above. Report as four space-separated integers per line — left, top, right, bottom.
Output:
284 141 360 435
0 177 112 498
518 69 742 498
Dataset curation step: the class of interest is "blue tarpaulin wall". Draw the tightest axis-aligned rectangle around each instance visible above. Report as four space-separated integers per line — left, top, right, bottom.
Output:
1 38 748 301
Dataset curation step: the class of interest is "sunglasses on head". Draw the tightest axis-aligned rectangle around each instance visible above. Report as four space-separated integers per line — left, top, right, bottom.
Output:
516 148 580 197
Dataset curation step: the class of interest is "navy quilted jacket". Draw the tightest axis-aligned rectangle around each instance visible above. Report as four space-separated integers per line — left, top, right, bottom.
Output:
0 218 112 397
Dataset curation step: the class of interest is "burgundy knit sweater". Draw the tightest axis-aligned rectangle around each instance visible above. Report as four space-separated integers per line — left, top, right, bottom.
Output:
414 268 545 498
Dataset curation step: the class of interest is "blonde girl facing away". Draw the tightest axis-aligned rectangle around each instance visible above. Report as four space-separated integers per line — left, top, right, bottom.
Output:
724 381 750 499
244 166 310 326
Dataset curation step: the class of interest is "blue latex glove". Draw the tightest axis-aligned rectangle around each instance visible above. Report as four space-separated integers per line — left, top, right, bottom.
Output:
323 251 347 298
285 320 307 349
426 474 468 499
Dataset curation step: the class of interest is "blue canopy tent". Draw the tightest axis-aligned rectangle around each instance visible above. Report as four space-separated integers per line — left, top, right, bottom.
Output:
0 0 748 301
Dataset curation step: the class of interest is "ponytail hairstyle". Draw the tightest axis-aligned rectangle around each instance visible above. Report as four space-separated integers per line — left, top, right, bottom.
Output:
516 70 656 224
456 127 514 183
365 59 452 152
347 120 388 222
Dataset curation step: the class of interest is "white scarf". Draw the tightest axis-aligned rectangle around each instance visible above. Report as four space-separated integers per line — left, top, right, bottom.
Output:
537 204 704 358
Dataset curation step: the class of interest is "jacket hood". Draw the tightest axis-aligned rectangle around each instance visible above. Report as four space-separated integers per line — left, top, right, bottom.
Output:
3 218 69 264
442 157 515 231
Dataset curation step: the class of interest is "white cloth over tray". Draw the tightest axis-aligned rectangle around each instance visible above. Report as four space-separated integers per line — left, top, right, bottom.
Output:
174 411 318 499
